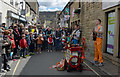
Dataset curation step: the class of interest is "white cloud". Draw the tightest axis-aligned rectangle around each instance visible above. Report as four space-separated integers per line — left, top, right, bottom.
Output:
47 8 60 11
38 0 69 11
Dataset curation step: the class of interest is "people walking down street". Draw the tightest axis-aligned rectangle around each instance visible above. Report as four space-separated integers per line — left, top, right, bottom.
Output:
35 34 44 54
48 34 53 52
91 19 104 67
13 24 20 58
55 27 62 51
19 34 27 58
71 24 81 45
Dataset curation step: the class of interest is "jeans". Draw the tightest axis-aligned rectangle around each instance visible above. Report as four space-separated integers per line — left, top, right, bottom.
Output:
20 48 26 57
71 39 78 44
48 44 53 51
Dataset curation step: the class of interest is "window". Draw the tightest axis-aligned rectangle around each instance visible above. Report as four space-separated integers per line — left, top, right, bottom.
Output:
15 1 18 7
106 11 115 54
10 0 13 5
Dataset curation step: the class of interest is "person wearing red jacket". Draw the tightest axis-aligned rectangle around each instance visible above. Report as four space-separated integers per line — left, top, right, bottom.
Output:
48 34 53 52
19 34 27 58
9 34 16 60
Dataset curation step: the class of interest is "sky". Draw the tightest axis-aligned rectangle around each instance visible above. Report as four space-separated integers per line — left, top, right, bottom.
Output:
37 0 70 11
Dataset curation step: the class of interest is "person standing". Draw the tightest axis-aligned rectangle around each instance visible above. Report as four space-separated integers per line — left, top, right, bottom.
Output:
55 27 61 51
91 19 104 67
0 28 4 73
13 24 20 58
48 34 53 52
35 34 44 53
19 34 27 58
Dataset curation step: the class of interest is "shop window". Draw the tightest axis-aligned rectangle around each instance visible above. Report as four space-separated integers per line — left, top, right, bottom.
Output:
106 11 115 54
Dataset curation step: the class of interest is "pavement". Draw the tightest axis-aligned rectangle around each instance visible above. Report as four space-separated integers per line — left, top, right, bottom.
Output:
1 50 119 77
85 50 119 76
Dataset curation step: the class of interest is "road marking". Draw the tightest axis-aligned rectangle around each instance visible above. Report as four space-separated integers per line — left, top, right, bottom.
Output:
83 62 101 77
12 59 21 77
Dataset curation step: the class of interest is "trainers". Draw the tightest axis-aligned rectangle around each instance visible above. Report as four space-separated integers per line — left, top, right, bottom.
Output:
50 50 52 52
91 61 99 64
98 63 104 67
48 50 49 52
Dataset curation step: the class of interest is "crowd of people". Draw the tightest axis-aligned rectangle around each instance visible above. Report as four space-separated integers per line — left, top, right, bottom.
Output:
0 19 104 74
0 22 82 73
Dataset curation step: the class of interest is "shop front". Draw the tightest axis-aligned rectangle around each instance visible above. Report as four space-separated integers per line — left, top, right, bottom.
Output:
103 3 120 61
7 11 19 26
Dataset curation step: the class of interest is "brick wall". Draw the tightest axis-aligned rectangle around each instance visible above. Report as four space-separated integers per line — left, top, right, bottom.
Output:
80 2 104 52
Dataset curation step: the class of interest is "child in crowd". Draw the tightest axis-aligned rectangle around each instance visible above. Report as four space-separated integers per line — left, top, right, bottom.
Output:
48 34 53 52
61 35 66 52
29 32 35 55
19 34 27 58
9 34 16 60
35 34 44 53
25 30 30 56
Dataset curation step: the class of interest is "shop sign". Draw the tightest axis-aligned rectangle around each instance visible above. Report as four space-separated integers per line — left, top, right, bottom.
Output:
11 13 19 19
20 17 26 22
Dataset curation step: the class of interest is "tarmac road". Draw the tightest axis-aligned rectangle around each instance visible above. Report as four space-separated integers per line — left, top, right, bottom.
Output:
4 50 108 77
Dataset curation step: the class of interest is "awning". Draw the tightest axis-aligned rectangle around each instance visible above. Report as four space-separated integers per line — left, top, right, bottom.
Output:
8 11 19 19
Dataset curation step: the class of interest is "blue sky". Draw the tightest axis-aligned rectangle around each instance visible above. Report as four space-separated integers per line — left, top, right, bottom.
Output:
37 0 70 11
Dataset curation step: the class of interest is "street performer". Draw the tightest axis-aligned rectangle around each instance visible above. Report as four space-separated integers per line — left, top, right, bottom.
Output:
91 19 104 67
71 24 81 45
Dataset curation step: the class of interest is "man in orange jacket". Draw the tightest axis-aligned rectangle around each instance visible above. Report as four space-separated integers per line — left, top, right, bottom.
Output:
92 19 104 67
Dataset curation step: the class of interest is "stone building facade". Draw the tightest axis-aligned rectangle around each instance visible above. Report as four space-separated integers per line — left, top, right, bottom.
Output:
70 1 104 52
80 2 104 52
68 0 120 66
